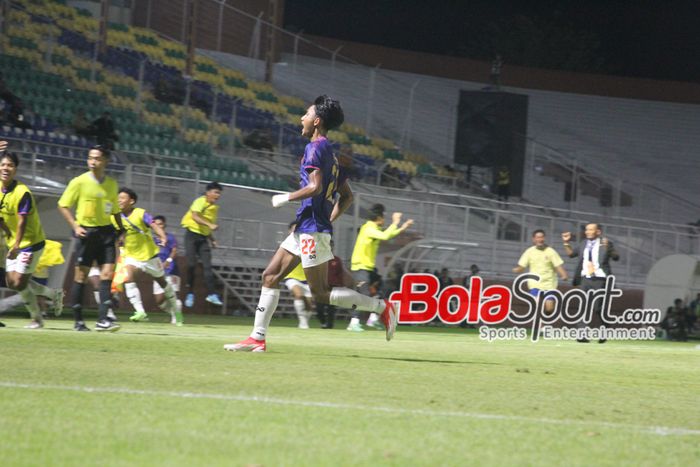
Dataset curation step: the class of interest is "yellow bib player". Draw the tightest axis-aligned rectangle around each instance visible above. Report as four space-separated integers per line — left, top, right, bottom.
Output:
180 182 223 308
348 204 413 330
0 150 63 329
117 188 182 325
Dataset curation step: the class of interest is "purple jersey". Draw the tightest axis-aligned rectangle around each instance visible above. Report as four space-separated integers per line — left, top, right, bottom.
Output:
154 232 179 275
295 137 339 234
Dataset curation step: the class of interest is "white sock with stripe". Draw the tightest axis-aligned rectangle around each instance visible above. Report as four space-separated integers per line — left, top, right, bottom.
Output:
250 287 280 341
329 287 384 313
294 299 309 328
125 282 145 313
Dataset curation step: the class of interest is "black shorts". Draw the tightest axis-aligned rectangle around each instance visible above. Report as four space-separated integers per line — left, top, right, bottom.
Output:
75 225 117 267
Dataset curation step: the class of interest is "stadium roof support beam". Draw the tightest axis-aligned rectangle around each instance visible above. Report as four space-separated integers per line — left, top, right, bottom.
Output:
97 0 109 55
184 0 199 78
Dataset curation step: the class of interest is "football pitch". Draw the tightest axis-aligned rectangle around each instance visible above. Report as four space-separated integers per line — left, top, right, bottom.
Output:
1 312 698 466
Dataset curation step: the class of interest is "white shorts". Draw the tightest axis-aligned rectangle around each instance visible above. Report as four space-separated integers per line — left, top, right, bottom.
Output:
280 232 333 268
88 266 101 277
284 278 312 298
6 247 43 275
124 256 164 279
153 274 180 294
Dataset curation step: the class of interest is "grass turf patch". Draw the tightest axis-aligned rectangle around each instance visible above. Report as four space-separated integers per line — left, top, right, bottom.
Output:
0 312 698 466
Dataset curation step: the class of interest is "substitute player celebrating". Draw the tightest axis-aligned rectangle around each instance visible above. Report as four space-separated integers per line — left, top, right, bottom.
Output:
0 151 63 328
225 95 398 352
115 188 180 324
349 203 413 331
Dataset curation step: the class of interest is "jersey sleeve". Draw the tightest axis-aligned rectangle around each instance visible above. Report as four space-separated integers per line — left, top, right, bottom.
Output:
142 211 154 226
365 223 400 241
57 178 79 208
302 144 322 173
17 192 32 215
190 196 206 213
517 250 529 268
168 233 177 249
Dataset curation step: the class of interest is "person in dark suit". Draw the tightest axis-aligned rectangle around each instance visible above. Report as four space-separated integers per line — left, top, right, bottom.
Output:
561 223 620 343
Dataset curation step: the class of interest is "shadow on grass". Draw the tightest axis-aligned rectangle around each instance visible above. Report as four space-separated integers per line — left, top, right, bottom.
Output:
342 354 501 366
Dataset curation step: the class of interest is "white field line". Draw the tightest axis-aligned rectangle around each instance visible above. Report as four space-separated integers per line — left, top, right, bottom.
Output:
0 381 698 437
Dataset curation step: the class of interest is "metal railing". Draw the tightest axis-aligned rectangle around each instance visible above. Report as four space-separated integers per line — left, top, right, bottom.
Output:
5 134 697 291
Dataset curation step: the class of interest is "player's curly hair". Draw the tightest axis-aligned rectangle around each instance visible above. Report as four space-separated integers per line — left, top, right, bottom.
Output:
313 95 344 130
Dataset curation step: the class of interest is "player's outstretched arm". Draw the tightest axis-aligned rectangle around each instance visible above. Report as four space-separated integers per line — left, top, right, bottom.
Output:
272 169 323 208
398 219 414 233
150 220 168 246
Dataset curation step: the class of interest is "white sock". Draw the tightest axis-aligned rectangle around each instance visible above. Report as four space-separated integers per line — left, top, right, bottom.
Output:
19 288 41 321
251 287 280 340
125 282 145 313
367 312 379 325
294 299 309 328
163 283 177 316
329 287 384 313
93 290 101 307
0 294 25 313
28 280 52 298
349 317 360 326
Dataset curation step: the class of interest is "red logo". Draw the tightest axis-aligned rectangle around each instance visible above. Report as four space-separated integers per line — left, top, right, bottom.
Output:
389 274 511 325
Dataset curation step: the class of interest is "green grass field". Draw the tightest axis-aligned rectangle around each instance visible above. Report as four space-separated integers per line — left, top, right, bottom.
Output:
1 311 698 466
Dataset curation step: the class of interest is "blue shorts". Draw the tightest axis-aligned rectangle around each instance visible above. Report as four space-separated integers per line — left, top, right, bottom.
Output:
530 288 557 301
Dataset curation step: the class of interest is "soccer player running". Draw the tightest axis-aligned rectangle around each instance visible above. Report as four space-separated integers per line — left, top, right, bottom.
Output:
512 229 569 316
115 188 180 324
180 182 223 308
225 95 398 352
349 204 413 331
0 150 64 328
58 145 122 332
152 215 184 325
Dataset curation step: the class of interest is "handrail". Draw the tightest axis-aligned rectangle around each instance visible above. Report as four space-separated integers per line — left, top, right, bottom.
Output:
525 134 700 213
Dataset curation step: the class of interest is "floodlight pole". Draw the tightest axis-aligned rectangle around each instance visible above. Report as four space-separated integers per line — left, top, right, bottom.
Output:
402 79 421 150
330 45 343 95
217 0 226 52
145 0 152 29
0 0 9 37
264 0 279 83
365 64 380 135
292 30 303 76
184 0 198 77
98 0 108 55
135 59 145 114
